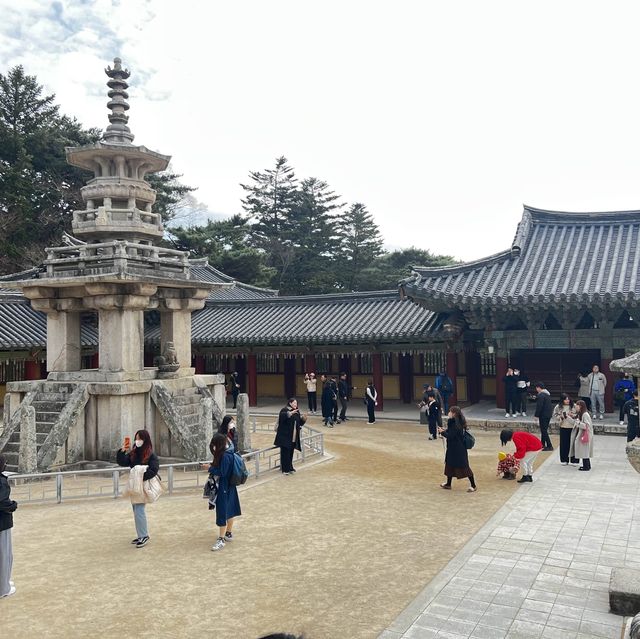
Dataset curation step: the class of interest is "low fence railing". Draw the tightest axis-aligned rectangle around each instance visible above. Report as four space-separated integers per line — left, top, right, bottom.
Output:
7 424 324 505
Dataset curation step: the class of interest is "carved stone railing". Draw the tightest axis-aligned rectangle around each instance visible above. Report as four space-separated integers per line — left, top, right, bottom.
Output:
43 240 190 278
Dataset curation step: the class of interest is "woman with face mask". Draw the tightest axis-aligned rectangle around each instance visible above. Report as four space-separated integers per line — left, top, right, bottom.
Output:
0 454 17 598
218 415 239 453
117 430 159 548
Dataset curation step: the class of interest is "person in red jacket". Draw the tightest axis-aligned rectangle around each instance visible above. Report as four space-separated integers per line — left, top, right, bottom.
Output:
500 429 542 483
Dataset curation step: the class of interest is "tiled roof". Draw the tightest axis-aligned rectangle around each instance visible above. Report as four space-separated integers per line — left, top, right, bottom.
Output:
402 206 640 310
188 259 279 300
0 298 98 349
145 291 441 347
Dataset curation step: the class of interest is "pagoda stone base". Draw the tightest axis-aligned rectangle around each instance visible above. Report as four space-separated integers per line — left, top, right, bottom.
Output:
47 368 196 383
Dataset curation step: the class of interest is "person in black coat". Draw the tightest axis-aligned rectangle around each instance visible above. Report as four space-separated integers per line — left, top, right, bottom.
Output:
0 454 17 598
502 368 518 417
274 398 307 474
229 372 241 409
321 381 336 427
437 407 476 492
426 392 441 440
338 372 354 423
116 430 160 548
534 382 554 451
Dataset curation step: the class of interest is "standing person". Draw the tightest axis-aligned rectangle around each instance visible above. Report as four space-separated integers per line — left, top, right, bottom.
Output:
321 380 335 428
587 364 607 420
553 394 578 465
577 371 592 411
418 384 431 424
229 371 241 409
0 455 17 598
304 372 317 414
623 390 640 441
275 398 306 474
218 415 238 453
437 406 477 492
330 376 339 424
426 392 441 440
500 429 543 483
116 430 159 548
502 368 518 418
572 400 594 471
365 379 378 424
514 368 529 416
615 373 636 425
534 382 554 451
435 370 454 413
208 433 242 551
338 372 353 423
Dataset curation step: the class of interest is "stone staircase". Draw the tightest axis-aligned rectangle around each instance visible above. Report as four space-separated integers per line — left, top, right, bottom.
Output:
172 386 204 431
1 383 79 473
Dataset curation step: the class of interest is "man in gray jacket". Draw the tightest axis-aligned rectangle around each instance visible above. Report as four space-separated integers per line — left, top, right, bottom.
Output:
587 364 607 420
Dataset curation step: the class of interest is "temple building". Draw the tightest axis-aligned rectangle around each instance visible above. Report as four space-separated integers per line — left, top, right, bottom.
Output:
2 204 639 416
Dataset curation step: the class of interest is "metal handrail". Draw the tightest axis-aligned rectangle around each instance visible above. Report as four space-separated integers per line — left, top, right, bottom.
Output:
7 424 324 505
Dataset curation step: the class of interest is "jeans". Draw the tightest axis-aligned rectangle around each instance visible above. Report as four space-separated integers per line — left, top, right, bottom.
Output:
132 503 148 539
307 391 317 412
441 393 450 413
0 529 12 596
339 397 348 420
590 392 605 415
428 421 438 439
539 417 552 448
520 451 539 476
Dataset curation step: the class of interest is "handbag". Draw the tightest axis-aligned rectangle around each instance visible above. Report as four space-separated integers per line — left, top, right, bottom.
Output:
143 475 164 503
463 429 475 450
580 427 590 444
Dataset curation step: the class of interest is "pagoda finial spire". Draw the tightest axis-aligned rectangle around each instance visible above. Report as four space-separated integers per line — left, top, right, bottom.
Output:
104 57 134 143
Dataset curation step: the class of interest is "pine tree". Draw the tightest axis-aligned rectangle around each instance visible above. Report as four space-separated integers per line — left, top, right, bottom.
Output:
240 156 298 289
336 203 384 291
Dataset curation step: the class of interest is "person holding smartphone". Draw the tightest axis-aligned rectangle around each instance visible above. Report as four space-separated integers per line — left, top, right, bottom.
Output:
117 430 159 548
274 398 307 475
553 394 578 465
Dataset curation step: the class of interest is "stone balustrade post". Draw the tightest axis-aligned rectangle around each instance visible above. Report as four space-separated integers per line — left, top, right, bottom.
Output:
236 393 251 453
18 404 37 473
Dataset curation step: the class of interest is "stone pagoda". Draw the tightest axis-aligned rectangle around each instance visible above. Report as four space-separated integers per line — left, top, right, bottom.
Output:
0 59 227 472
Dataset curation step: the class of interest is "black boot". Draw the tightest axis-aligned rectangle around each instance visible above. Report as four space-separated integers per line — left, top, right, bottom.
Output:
517 475 532 483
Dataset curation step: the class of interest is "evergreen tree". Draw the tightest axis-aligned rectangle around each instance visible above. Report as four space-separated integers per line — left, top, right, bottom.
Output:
240 156 298 289
336 202 384 291
280 177 343 295
358 247 457 291
146 170 195 225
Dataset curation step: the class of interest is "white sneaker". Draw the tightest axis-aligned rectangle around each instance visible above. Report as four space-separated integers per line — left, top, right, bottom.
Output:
1 585 16 598
505 413 510 418
211 537 226 552
515 412 521 416
522 412 527 417
620 421 625 426
599 414 604 420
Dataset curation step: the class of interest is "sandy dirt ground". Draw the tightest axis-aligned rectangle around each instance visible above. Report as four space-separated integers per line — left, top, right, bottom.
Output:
2 421 552 639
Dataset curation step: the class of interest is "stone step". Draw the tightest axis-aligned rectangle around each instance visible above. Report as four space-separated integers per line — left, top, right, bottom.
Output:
35 422 55 434
35 433 50 445
2 451 19 468
34 393 69 402
179 387 200 397
182 414 202 427
35 411 61 423
172 395 201 406
8 431 21 444
2 442 20 454
178 403 201 416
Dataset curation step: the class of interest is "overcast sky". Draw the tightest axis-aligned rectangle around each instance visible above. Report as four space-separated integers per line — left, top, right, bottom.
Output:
2 0 640 261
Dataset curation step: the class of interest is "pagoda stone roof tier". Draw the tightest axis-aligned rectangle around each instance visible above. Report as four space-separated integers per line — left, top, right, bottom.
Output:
65 142 170 176
145 290 443 347
402 206 640 312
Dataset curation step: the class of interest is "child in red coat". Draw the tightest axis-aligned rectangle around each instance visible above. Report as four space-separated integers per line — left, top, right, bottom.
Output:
500 429 542 483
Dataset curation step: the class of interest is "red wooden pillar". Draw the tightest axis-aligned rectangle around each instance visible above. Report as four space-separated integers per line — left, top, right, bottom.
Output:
372 353 384 411
25 360 41 380
305 353 316 374
495 354 508 409
602 358 615 413
446 350 458 407
248 354 258 407
194 355 205 374
91 352 99 369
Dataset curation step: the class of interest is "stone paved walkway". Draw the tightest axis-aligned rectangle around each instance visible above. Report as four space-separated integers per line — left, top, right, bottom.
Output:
381 435 638 639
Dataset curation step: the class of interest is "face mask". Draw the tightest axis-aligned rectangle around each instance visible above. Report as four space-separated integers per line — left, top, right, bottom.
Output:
135 440 143 448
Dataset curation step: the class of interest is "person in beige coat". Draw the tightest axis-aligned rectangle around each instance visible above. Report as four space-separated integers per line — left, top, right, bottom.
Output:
571 400 594 471
553 394 579 465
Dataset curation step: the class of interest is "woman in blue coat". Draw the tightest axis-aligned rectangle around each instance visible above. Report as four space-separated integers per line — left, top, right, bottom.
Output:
209 433 241 552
